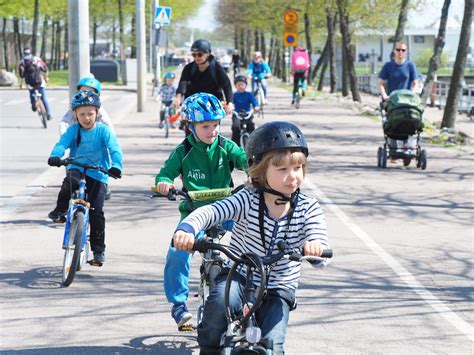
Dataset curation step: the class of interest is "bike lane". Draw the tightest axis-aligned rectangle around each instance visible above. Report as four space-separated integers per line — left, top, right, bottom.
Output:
0 81 472 354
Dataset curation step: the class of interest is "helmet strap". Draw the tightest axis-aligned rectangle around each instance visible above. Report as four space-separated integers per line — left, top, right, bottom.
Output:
252 181 299 207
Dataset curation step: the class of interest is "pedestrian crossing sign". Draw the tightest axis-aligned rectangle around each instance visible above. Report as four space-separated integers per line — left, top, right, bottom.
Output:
154 6 171 26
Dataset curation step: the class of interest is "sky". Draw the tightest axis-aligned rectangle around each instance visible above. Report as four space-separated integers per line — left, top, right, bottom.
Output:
185 0 466 30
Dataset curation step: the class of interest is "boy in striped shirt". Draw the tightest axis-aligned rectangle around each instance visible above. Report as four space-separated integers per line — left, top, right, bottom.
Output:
173 121 331 354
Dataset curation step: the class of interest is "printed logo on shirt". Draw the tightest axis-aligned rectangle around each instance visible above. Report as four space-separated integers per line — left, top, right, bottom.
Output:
188 169 206 180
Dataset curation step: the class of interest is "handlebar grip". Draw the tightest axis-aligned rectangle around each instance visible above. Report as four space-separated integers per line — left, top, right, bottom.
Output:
321 249 333 258
192 237 211 253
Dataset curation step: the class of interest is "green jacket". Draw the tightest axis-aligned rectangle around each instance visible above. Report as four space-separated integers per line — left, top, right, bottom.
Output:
155 134 248 218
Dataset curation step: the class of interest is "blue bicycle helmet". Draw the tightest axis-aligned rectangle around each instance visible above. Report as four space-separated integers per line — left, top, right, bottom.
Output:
183 93 226 123
71 90 101 110
164 71 175 79
76 77 102 94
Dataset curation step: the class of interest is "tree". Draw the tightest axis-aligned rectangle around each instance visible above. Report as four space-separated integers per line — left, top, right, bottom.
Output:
391 0 410 58
441 0 472 129
31 0 39 54
326 6 337 93
337 0 361 102
420 0 451 105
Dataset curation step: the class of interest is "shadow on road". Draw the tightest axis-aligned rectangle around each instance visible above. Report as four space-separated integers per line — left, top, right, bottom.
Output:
1 334 198 354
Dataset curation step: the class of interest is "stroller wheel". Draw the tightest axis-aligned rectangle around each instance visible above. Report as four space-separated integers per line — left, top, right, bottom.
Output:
380 147 387 168
419 149 427 170
377 147 383 167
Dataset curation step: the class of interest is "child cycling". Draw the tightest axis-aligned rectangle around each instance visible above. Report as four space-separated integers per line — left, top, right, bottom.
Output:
290 47 310 105
59 76 114 135
247 51 272 102
172 121 330 354
155 93 248 328
157 71 177 129
231 74 259 145
47 90 123 265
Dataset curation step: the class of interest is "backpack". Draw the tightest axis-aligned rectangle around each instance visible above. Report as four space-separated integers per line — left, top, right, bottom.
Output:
181 136 234 188
291 50 309 72
22 56 42 87
384 90 424 135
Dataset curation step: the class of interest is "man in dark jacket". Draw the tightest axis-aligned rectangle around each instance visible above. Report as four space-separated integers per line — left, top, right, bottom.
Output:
174 39 234 115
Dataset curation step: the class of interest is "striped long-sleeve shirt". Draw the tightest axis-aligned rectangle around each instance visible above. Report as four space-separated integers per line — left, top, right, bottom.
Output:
177 186 329 291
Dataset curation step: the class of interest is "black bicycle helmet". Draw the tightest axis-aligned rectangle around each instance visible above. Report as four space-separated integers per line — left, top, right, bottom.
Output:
191 39 211 53
234 75 247 85
246 121 308 167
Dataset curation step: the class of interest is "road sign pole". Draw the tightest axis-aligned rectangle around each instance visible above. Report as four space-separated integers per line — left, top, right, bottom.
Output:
136 0 146 112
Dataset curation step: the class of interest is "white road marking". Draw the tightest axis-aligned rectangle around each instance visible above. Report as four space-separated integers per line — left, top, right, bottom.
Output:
304 178 474 341
0 95 136 222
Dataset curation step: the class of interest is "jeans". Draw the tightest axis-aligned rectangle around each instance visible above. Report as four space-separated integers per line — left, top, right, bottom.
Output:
29 87 51 116
164 220 234 304
56 169 106 253
251 78 267 98
197 272 295 355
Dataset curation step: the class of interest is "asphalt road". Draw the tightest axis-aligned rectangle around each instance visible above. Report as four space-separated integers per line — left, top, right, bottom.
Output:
0 82 472 354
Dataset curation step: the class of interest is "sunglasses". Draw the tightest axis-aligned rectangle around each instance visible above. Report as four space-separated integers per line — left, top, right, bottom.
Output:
192 52 205 58
395 48 407 52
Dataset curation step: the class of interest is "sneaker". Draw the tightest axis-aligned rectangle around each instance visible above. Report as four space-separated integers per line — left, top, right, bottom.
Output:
291 99 295 105
47 114 52 121
48 208 66 223
171 303 192 327
302 90 305 97
32 104 37 112
92 252 105 264
158 121 164 129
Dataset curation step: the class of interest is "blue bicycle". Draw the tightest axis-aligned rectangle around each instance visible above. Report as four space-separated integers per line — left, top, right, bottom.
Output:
58 158 117 287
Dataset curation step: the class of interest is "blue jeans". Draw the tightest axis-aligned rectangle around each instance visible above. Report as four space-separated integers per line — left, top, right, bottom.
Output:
29 87 51 116
164 220 234 305
197 272 295 355
252 78 267 98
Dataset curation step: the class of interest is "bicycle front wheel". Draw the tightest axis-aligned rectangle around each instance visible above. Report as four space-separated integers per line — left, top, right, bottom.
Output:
164 119 169 138
62 211 85 286
37 99 47 129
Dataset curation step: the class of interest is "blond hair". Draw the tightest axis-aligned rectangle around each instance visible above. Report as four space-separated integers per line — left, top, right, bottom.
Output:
250 149 307 188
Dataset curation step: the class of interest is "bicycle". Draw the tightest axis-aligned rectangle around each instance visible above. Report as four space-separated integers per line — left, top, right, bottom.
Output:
160 103 176 138
233 109 254 149
58 158 118 287
294 78 304 109
151 186 236 331
33 87 48 129
192 237 333 354
252 77 265 119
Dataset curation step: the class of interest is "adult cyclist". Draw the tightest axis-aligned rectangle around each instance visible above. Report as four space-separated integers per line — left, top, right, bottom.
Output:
247 51 272 104
18 47 52 120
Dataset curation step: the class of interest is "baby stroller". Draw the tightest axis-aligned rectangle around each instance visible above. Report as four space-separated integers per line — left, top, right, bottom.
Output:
377 90 427 169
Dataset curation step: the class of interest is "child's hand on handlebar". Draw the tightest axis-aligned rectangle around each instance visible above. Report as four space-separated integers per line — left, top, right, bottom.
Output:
173 230 195 253
156 182 174 195
302 240 324 257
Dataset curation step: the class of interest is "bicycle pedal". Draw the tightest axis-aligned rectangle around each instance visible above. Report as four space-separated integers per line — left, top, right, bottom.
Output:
178 324 195 332
88 260 103 267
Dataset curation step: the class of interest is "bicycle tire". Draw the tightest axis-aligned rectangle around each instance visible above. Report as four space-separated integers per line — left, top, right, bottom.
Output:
62 211 85 287
295 94 301 109
37 99 47 129
241 133 249 149
164 119 169 138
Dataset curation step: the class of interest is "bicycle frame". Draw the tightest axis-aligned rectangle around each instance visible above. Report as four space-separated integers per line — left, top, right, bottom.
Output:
33 89 47 128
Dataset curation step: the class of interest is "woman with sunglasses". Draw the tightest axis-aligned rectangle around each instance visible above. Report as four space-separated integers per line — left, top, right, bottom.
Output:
174 39 234 119
378 41 419 101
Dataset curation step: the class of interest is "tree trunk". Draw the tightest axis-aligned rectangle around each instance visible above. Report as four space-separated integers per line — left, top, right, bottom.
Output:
304 11 313 84
112 18 117 59
260 32 265 59
254 29 259 52
239 28 245 65
40 16 48 59
31 0 39 54
92 17 98 58
391 0 410 59
268 35 275 69
234 27 238 49
118 0 125 61
55 20 61 70
281 45 287 83
421 0 451 105
317 56 328 91
2 18 9 71
311 39 329 82
245 29 251 64
326 8 337 93
341 44 349 96
50 20 56 65
13 18 22 61
275 42 281 78
63 20 68 69
131 15 136 58
441 0 472 128
337 0 361 102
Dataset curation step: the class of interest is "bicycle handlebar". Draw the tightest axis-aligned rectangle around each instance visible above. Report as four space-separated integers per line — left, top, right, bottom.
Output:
61 158 118 179
233 109 254 120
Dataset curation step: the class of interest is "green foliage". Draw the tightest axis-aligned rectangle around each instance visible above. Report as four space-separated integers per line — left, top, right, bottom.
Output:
414 48 449 69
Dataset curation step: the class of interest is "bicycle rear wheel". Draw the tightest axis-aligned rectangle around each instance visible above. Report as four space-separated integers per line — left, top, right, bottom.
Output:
295 93 301 109
62 211 85 287
37 99 47 129
164 118 169 138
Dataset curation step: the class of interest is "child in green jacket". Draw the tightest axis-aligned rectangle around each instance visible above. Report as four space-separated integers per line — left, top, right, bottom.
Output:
155 93 247 328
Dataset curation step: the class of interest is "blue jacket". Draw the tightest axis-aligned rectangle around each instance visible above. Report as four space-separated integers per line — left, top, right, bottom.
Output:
233 91 259 112
50 123 123 184
247 61 271 79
